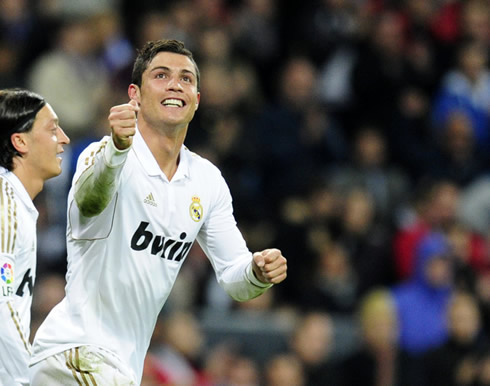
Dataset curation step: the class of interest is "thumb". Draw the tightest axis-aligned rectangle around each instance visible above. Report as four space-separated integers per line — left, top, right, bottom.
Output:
253 252 265 268
129 98 140 111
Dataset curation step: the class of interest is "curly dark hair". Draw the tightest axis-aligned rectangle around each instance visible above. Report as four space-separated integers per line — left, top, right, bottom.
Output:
131 39 200 91
0 88 46 171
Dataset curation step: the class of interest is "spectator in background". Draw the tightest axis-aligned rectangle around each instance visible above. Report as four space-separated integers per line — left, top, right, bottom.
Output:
350 9 409 131
26 14 110 142
92 10 134 74
270 184 334 307
264 352 306 386
476 272 490 336
389 86 438 184
339 288 401 386
143 310 209 385
252 55 347 206
459 0 490 49
290 311 341 386
431 39 490 152
0 0 54 82
392 232 454 386
0 41 22 89
231 0 282 99
302 240 359 315
425 291 489 386
334 187 396 294
299 0 362 66
426 109 487 187
393 179 460 280
446 222 489 294
328 126 410 227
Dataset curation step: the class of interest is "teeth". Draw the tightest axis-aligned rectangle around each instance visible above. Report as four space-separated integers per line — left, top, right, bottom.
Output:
163 99 183 107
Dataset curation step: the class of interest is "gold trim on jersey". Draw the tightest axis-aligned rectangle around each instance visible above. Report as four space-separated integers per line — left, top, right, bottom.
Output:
76 140 109 187
0 178 17 254
7 301 30 354
64 349 83 386
83 140 108 167
65 348 99 386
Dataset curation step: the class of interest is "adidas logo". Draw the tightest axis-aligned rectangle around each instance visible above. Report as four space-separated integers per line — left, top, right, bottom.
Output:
144 193 157 207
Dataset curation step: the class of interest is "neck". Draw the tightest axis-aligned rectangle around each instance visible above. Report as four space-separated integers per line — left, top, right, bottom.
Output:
12 164 43 200
138 121 187 180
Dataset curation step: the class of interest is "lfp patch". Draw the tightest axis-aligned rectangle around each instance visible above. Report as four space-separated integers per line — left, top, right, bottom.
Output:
1 263 13 284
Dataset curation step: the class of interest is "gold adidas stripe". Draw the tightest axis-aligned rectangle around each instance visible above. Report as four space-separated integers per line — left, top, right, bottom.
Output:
11 186 17 253
65 349 83 386
6 184 11 253
65 348 99 386
7 301 30 354
6 184 17 254
0 178 17 254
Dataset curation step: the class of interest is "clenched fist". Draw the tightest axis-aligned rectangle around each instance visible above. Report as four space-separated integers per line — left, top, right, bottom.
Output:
252 248 287 285
108 99 140 150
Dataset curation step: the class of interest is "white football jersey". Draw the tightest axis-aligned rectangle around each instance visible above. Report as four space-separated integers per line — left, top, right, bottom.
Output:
0 167 38 385
30 128 270 383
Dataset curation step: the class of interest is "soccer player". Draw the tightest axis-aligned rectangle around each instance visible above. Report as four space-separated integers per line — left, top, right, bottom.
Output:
29 39 287 385
0 88 70 385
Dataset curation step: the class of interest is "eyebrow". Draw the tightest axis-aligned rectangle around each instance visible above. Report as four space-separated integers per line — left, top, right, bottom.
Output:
150 66 196 78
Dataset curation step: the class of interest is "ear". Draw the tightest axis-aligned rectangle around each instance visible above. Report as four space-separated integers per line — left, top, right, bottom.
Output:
128 84 140 104
195 92 200 111
10 133 28 155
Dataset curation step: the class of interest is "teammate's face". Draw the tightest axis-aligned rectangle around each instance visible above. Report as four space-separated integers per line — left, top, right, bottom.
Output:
23 103 70 180
132 51 200 130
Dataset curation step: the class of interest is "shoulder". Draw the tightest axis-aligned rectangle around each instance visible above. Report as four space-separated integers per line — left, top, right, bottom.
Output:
0 172 18 201
184 147 224 180
75 136 112 165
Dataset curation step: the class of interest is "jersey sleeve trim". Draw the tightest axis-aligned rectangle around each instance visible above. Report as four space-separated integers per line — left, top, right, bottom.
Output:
7 301 30 354
0 178 18 255
245 262 273 289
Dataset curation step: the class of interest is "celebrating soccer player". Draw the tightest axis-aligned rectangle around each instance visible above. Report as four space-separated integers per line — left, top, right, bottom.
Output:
29 39 287 385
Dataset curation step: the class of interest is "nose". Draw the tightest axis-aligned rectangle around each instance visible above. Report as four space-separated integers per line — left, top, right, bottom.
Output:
57 126 70 145
167 75 183 91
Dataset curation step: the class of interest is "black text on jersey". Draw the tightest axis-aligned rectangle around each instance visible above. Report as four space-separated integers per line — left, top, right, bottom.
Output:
130 221 193 262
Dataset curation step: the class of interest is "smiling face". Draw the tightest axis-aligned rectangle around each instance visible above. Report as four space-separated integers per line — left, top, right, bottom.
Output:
21 103 70 180
130 51 200 132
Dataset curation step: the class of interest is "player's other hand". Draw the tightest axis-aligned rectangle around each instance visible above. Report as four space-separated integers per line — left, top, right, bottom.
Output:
108 99 139 150
252 248 287 285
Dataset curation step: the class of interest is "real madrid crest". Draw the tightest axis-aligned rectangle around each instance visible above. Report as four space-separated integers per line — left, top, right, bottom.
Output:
189 196 203 222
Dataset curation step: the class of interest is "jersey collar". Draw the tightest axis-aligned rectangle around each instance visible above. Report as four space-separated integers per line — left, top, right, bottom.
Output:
133 127 190 182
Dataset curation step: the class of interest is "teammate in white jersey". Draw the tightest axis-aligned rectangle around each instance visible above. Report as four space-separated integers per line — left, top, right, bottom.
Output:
30 39 288 385
0 88 70 385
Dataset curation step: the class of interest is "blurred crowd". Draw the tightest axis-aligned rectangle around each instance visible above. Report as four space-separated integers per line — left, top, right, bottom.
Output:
1 0 489 384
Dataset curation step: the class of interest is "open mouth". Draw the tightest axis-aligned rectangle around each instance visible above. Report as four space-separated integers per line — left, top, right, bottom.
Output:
162 98 185 108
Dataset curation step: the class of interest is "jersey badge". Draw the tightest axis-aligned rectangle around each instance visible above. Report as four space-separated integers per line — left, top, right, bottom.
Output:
189 196 203 222
144 192 157 207
1 263 13 284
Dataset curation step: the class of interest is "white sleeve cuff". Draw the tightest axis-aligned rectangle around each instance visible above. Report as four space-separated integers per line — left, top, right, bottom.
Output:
245 262 273 289
104 136 131 167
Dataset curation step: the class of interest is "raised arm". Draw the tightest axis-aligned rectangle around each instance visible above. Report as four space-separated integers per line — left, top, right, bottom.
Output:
74 100 139 217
